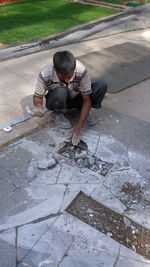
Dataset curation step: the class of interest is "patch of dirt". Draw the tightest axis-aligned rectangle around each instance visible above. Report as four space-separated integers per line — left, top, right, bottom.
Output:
67 192 150 259
120 182 150 207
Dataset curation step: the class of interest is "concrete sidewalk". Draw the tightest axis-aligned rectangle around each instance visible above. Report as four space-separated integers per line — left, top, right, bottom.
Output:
0 5 150 267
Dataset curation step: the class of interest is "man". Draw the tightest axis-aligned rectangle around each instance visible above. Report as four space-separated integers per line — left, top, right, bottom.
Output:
33 51 107 145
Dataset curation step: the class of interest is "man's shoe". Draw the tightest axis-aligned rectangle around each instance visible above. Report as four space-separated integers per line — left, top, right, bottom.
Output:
51 112 72 129
85 113 97 126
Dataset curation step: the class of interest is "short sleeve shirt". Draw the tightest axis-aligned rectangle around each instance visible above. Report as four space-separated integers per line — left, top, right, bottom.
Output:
34 59 92 99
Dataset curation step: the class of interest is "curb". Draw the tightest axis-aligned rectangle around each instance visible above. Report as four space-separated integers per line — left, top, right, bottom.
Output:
67 0 127 10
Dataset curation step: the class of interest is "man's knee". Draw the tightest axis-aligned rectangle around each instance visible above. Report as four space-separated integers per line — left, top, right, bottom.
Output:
91 80 107 108
45 86 68 111
92 80 107 95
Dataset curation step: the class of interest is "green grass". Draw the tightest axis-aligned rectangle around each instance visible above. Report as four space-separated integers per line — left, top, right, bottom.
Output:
0 0 119 44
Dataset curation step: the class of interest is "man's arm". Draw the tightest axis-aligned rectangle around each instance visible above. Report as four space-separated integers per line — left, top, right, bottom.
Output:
33 70 46 116
71 94 91 145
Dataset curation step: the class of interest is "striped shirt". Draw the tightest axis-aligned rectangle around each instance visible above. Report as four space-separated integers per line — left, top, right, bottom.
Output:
34 60 92 99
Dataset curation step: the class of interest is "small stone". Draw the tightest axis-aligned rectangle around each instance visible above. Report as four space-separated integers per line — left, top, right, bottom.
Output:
83 158 90 168
75 151 87 160
90 165 97 172
89 214 94 217
98 163 103 169
132 200 138 204
120 194 131 204
76 159 84 168
38 158 56 170
100 169 108 176
123 217 131 228
57 141 66 151
132 245 136 252
106 232 113 237
66 158 76 166
131 225 135 230
87 155 95 165
80 168 86 173
49 136 55 146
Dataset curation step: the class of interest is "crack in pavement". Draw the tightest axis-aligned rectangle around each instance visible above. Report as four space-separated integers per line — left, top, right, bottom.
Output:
17 215 60 266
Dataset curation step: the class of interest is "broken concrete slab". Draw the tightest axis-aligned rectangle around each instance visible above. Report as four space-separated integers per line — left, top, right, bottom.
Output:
0 144 33 187
54 213 119 266
60 184 99 212
91 185 126 214
0 184 66 231
115 256 150 267
59 247 118 267
30 164 61 185
0 182 16 205
57 163 104 184
0 229 16 267
54 213 120 254
104 169 150 229
17 217 57 262
120 244 150 264
18 227 73 267
91 106 150 180
95 134 128 163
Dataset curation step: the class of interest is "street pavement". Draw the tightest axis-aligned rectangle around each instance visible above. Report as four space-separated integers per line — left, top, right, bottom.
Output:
0 4 150 267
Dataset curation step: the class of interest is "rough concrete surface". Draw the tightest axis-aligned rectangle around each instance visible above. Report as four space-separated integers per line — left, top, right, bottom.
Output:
0 4 150 267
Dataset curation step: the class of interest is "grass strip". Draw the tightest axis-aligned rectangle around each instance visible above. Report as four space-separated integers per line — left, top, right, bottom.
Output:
0 0 119 44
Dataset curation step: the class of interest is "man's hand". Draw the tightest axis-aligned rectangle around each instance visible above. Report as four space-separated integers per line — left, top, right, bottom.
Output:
33 96 44 116
71 124 81 146
34 104 44 117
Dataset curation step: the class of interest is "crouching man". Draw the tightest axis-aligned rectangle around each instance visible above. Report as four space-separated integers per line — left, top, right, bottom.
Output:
33 51 107 145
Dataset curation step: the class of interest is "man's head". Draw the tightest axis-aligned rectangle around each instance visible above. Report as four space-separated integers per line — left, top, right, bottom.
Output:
53 51 76 84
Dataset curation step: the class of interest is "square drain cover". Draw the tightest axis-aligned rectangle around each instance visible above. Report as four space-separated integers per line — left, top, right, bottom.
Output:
66 192 150 259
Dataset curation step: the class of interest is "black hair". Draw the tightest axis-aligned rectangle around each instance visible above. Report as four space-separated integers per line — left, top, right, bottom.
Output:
53 51 76 75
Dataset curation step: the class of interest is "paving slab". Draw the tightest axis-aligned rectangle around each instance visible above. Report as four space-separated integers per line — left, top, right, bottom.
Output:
78 42 150 92
18 226 73 267
104 169 150 229
0 184 66 231
17 217 57 262
90 106 150 179
103 79 150 123
0 229 16 267
54 213 119 267
91 185 126 214
115 256 150 267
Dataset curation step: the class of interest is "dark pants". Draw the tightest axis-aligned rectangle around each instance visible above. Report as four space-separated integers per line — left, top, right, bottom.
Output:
45 80 107 112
